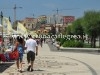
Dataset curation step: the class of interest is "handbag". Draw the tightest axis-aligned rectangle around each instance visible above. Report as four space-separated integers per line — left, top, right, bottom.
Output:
9 50 19 60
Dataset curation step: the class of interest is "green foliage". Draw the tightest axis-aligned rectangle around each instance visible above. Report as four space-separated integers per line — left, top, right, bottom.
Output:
62 40 70 47
62 40 84 47
40 20 47 24
60 38 66 45
56 38 61 42
57 10 100 48
83 10 100 37
83 43 91 48
75 40 84 47
66 25 73 35
72 18 84 35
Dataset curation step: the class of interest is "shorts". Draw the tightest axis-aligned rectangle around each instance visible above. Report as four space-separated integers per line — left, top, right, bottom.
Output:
27 51 35 63
17 53 23 62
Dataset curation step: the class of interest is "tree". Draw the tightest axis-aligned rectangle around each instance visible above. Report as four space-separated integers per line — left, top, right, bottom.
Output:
83 10 100 47
71 18 84 41
66 25 72 35
40 19 47 24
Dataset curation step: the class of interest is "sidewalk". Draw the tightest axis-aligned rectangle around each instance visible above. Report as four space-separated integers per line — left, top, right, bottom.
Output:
0 43 94 75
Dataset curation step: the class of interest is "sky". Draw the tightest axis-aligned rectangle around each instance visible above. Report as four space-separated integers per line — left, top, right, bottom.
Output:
0 0 100 23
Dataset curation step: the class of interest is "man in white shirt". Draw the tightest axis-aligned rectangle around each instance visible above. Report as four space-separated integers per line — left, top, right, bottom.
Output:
25 35 38 72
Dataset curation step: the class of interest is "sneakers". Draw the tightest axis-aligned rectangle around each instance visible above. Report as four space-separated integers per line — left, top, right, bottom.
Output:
27 65 34 72
27 65 31 71
31 68 34 72
17 69 23 73
19 70 23 73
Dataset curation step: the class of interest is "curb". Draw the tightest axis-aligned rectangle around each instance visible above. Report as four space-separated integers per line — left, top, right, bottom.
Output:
53 43 100 53
60 47 100 53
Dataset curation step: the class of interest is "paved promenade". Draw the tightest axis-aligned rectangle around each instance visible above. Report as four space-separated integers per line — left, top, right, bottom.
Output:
0 43 100 75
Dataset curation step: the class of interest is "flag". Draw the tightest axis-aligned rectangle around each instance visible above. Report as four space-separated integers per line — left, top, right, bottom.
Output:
17 22 28 35
3 17 13 35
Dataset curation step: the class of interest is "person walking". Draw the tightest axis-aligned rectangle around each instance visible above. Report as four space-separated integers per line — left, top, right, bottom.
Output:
43 38 46 43
25 35 38 72
40 38 43 47
13 36 24 73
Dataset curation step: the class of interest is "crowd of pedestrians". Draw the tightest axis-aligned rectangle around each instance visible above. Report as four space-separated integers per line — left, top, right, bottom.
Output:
0 35 46 73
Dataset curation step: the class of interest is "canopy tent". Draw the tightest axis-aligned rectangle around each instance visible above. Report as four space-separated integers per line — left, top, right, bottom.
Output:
17 22 28 36
2 17 13 35
12 29 18 35
0 24 10 37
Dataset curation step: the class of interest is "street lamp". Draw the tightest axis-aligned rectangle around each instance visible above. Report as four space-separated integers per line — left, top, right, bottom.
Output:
53 14 56 34
0 11 3 47
13 4 22 22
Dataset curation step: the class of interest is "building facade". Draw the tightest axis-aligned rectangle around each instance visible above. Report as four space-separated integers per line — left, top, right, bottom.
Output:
47 14 63 24
63 16 75 25
21 17 38 30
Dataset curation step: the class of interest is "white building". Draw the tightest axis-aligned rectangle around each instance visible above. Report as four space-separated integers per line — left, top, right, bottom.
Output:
47 14 63 25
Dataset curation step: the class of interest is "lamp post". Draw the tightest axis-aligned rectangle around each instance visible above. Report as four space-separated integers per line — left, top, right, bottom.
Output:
13 4 22 31
53 14 56 35
13 4 22 22
0 11 3 47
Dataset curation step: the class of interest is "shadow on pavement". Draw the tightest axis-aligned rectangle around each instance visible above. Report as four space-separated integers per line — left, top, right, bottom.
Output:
0 62 14 73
